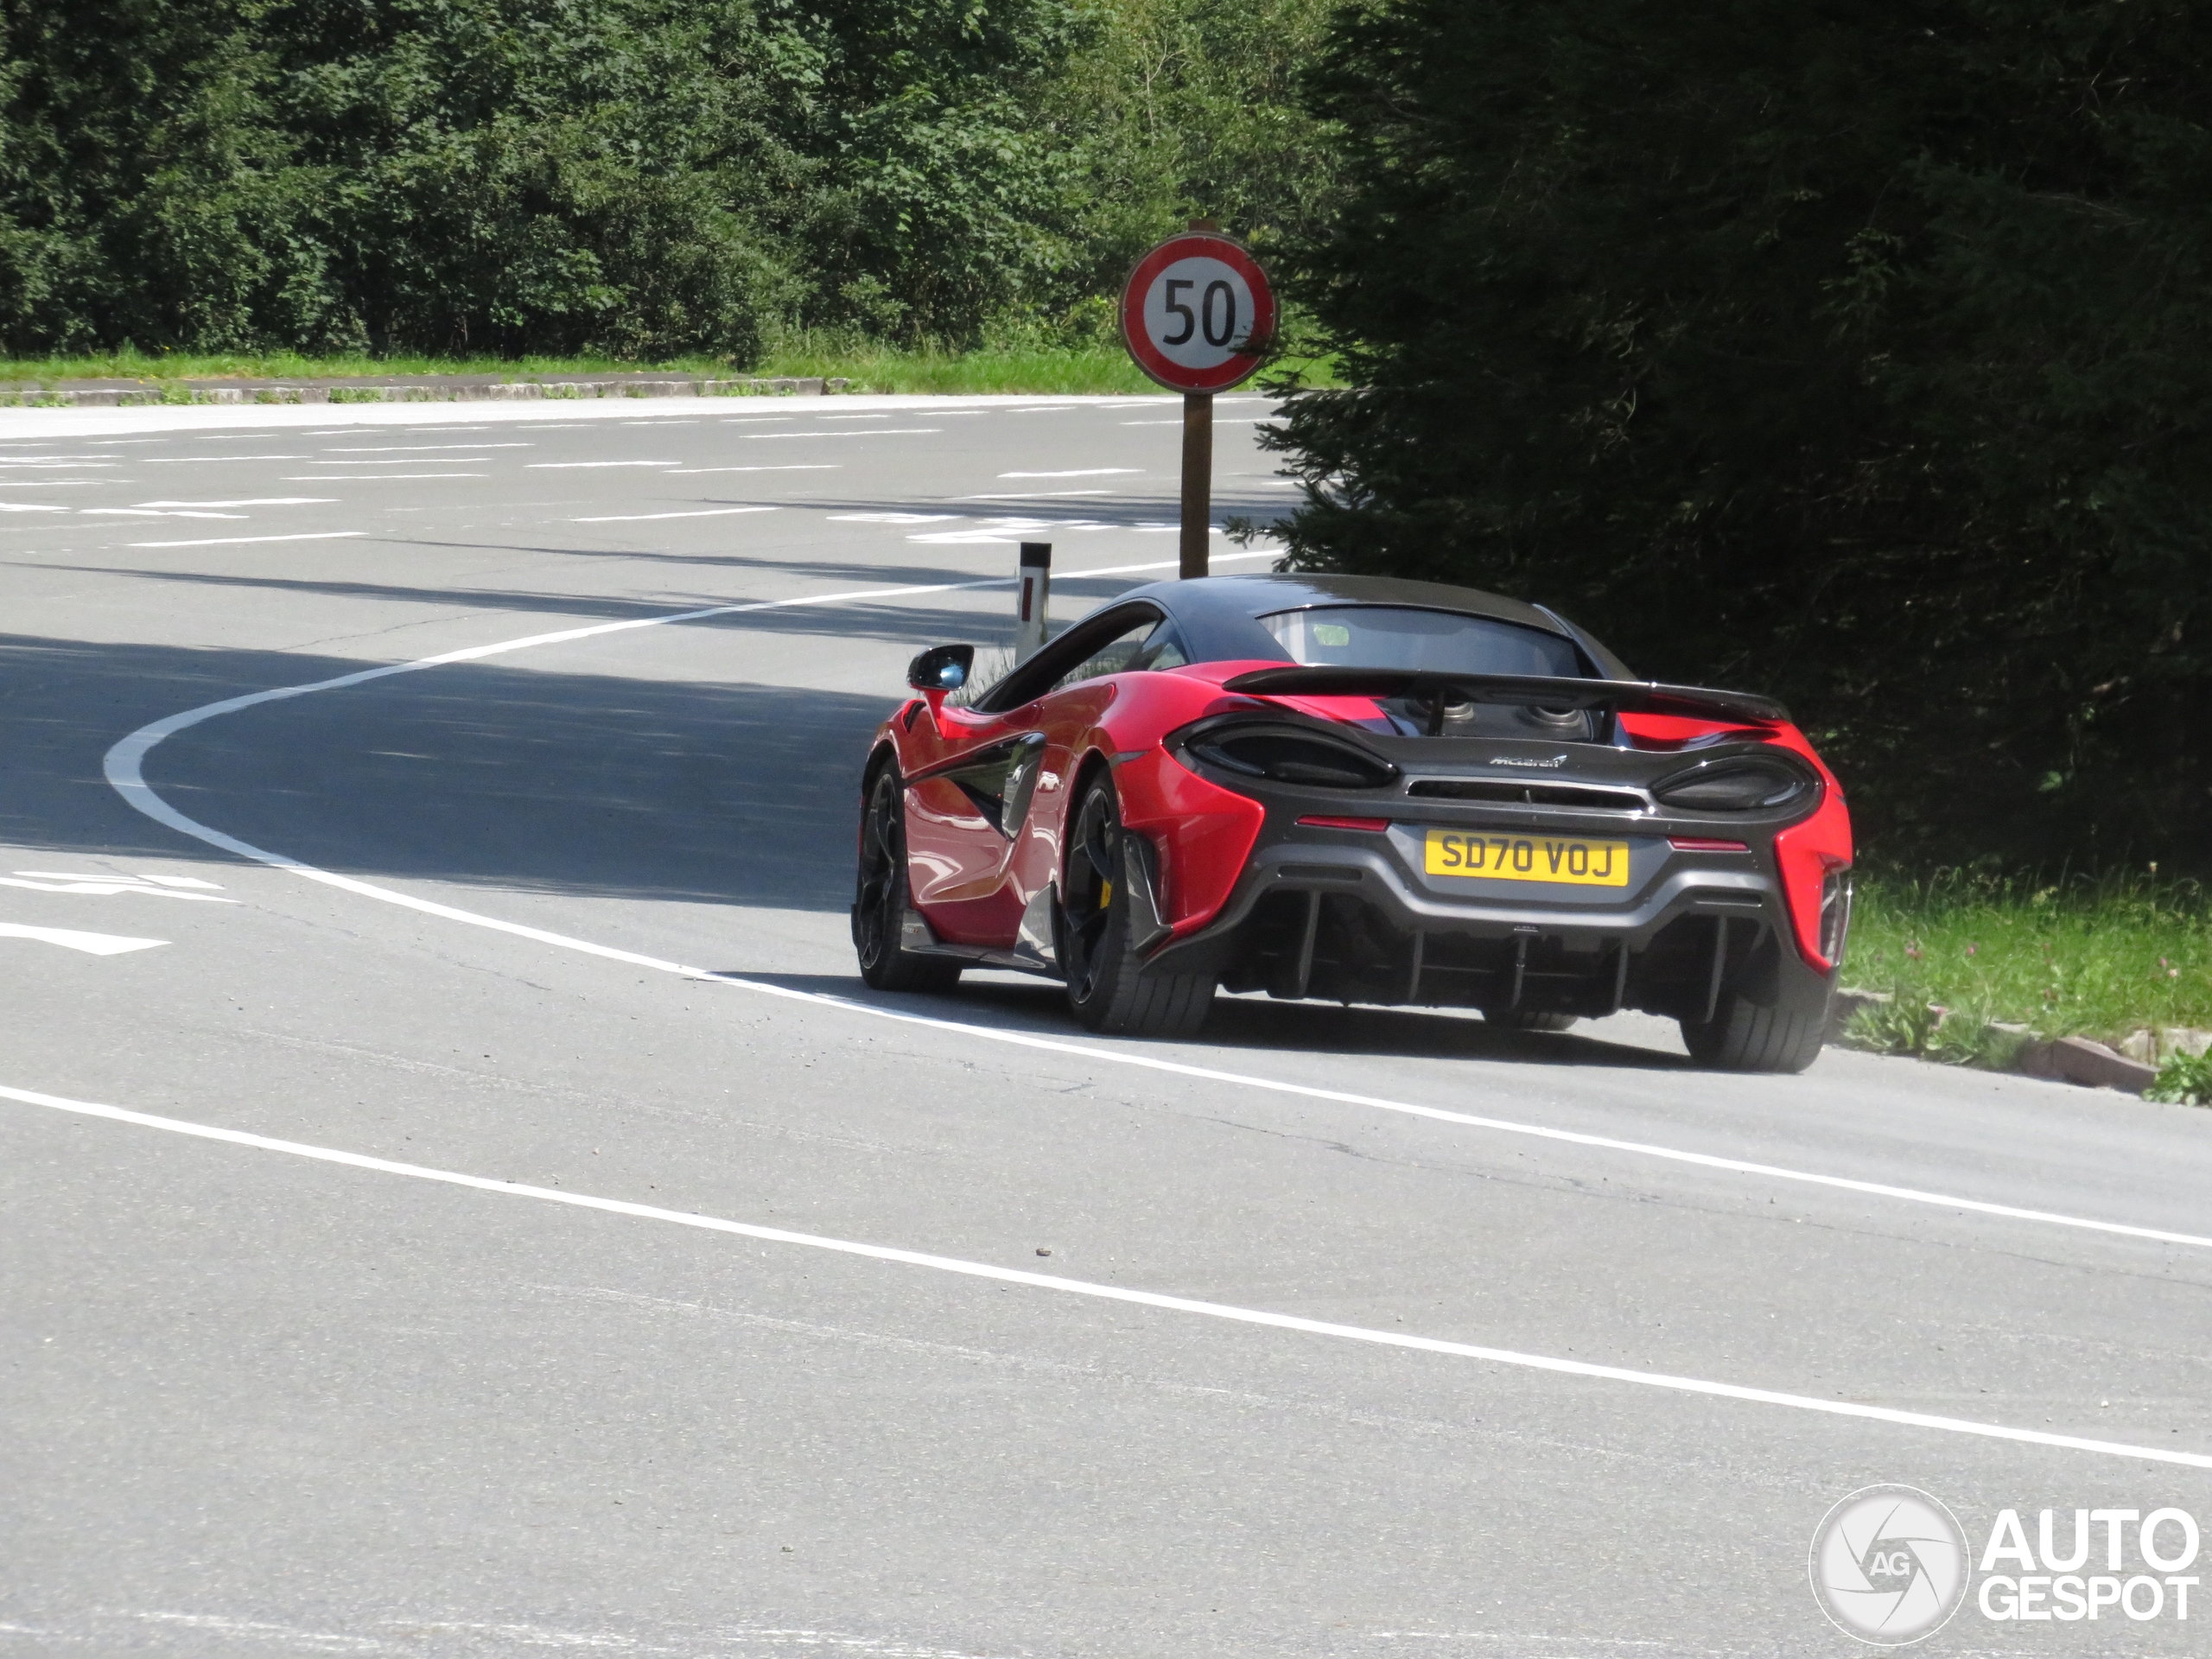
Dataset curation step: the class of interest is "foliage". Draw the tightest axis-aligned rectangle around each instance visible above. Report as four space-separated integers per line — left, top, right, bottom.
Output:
2146 1049 2212 1105
0 0 1332 360
1045 0 1342 302
1262 0 2212 871
0 0 1093 358
1845 867 2212 1044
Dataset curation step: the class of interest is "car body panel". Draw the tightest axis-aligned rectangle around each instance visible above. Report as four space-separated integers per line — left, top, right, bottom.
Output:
857 574 1853 1012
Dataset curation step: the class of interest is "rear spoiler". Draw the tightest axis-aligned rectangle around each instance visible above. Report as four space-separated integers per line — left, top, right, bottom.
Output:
1219 666 1789 727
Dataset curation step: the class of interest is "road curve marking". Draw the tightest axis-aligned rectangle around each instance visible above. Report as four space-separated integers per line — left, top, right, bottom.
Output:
5 1077 2207 1471
98 555 2211 1262
0 925 166 956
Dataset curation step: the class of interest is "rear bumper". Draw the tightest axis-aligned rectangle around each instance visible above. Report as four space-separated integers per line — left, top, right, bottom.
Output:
1147 821 1833 1020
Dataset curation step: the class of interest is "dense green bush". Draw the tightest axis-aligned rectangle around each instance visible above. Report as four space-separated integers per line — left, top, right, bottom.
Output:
1264 0 2212 870
0 0 1092 356
0 0 1334 358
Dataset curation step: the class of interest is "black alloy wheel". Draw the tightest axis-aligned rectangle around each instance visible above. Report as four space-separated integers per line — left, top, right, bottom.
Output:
852 763 962 993
1059 775 1212 1036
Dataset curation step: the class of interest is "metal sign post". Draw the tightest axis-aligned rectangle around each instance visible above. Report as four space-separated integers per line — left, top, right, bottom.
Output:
1119 223 1275 579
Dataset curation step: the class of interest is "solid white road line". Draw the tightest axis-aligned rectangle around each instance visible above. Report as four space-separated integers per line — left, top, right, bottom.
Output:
0 925 166 956
99 558 2212 1262
4 1077 2206 1470
124 531 367 549
136 499 335 507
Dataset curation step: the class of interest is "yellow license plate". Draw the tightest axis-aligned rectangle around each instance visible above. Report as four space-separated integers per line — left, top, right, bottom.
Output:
1424 830 1631 887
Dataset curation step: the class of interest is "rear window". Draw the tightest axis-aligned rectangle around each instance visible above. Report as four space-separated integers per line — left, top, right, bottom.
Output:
1259 606 1584 678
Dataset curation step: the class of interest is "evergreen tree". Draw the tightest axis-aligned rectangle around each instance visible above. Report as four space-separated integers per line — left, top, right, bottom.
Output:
1267 0 2212 867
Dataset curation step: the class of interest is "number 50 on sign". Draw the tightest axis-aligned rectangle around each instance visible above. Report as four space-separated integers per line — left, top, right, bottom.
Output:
1119 232 1276 393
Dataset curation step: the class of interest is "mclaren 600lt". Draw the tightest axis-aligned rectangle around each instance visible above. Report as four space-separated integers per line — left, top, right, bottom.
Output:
853 574 1851 1071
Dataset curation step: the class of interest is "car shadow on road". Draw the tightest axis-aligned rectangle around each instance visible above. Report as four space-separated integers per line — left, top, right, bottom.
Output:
721 969 1697 1071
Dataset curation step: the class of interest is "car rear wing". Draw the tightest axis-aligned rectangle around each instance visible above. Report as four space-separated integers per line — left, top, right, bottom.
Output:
1218 667 1789 727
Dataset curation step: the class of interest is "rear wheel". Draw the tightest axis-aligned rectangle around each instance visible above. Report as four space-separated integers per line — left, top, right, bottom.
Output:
852 763 963 994
1680 984 1829 1072
1062 776 1213 1036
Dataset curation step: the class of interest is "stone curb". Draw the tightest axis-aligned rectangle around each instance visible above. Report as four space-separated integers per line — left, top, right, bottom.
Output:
1826 988 2164 1096
0 374 850 408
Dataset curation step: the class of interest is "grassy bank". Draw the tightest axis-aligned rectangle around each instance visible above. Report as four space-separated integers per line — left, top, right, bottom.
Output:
1846 868 2212 1051
0 339 1338 397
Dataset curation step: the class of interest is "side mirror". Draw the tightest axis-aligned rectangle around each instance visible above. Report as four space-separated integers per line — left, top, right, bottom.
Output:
907 644 975 693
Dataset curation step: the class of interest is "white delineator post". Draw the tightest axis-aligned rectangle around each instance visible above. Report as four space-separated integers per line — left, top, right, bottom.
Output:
1015 541 1052 663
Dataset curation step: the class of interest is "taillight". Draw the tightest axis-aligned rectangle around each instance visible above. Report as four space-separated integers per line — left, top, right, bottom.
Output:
1652 755 1816 812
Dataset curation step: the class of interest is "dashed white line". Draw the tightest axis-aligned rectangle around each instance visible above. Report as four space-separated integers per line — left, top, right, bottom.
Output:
0 926 166 957
124 531 366 549
6 1077 2208 1470
136 499 335 507
525 461 678 469
663 464 840 474
746 429 942 440
572 506 779 524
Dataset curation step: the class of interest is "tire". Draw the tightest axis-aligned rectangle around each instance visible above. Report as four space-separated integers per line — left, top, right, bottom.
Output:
1488 1009 1579 1033
1680 984 1829 1072
852 762 963 994
1061 775 1213 1037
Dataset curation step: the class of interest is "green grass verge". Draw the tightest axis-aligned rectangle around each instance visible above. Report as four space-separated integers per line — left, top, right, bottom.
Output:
0 340 1337 397
1846 868 2212 1047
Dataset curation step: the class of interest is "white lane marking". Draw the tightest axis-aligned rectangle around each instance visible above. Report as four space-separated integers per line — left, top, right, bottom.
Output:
998 468 1141 478
958 490 1117 501
830 512 961 524
144 454 308 462
0 874 232 901
18 870 219 887
525 461 679 469
0 925 166 956
663 464 839 474
747 429 942 440
124 531 366 549
6 1077 2208 1471
278 474 484 481
321 443 532 453
81 508 248 519
0 502 67 512
312 457 490 466
135 498 335 507
95 548 2212 1265
571 506 779 524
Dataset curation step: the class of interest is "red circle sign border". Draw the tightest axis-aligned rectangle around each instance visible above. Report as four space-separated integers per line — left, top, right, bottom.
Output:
1119 232 1277 394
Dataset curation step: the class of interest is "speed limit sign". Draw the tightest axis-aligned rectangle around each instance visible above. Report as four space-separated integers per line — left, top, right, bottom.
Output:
1120 227 1275 578
1119 231 1276 392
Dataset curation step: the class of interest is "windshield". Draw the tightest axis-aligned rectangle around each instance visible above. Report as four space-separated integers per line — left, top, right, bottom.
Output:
1259 606 1585 678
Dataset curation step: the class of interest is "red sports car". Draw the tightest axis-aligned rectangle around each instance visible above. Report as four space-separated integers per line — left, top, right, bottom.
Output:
853 574 1852 1071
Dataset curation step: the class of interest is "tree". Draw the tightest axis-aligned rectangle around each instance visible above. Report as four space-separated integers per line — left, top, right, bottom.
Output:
1265 0 2212 868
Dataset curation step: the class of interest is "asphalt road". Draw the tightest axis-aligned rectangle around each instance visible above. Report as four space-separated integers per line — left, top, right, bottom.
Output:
3 393 2209 1659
